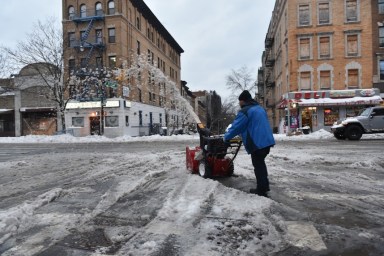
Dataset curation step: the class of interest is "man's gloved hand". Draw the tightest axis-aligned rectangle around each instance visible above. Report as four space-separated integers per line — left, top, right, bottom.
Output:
223 138 231 147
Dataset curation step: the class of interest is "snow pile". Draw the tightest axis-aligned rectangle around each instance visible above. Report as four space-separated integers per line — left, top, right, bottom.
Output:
1 128 384 144
0 188 62 244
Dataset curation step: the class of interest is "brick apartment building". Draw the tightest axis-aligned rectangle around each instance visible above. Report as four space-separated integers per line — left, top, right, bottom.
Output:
258 0 383 134
62 0 186 136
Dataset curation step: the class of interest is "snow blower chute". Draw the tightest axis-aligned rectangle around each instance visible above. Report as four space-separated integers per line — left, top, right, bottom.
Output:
186 123 242 178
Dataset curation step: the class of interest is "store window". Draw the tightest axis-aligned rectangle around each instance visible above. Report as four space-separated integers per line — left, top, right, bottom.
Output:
324 108 339 126
105 116 119 127
72 117 84 127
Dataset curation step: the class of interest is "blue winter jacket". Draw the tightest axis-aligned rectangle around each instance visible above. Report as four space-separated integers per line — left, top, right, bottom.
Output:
224 100 275 154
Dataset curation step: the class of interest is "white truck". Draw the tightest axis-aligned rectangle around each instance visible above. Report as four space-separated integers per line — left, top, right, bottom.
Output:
331 106 384 140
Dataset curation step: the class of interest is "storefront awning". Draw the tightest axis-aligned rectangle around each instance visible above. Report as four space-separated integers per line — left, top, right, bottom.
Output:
297 96 383 107
20 107 56 112
0 109 14 114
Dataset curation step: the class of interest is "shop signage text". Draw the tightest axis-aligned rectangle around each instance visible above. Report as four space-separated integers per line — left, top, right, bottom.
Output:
294 91 327 100
329 90 355 98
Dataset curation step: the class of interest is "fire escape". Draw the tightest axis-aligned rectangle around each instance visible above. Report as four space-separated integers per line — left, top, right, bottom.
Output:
71 9 105 69
263 35 277 130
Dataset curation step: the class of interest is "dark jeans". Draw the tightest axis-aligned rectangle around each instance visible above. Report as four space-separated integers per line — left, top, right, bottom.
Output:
251 147 270 192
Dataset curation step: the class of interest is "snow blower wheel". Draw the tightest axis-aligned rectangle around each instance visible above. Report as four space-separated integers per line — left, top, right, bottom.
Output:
198 160 212 178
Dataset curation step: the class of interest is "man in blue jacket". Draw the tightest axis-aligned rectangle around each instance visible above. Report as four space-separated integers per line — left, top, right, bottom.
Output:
224 90 275 197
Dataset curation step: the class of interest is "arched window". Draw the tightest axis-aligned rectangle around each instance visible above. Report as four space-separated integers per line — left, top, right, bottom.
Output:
95 2 103 16
80 4 87 18
108 1 115 15
68 6 75 19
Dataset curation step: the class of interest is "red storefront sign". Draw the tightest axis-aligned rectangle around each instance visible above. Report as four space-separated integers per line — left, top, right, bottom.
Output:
294 91 327 100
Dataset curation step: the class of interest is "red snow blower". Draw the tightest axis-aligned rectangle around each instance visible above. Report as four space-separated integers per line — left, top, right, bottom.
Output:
186 123 242 178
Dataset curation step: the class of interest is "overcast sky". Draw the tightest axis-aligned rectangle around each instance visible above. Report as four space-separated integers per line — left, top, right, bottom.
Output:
0 0 275 100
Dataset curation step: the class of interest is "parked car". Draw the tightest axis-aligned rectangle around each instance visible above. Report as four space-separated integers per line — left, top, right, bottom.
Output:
331 106 384 140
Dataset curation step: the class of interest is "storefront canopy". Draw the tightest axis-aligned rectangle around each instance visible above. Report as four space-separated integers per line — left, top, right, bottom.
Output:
298 95 383 107
19 107 56 112
0 109 14 114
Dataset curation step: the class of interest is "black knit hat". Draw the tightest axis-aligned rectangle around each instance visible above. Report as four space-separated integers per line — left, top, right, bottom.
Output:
238 90 252 101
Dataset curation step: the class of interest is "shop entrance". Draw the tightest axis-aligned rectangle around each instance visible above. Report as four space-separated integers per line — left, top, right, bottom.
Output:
301 107 317 131
89 116 101 135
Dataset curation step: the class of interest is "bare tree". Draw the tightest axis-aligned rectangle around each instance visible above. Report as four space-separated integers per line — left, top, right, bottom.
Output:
0 51 11 78
225 65 257 104
1 17 69 130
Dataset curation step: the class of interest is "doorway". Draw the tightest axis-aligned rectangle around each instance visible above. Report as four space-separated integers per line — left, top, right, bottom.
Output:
90 116 100 135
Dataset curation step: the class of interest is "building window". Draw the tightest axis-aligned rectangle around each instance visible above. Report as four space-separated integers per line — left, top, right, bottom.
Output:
95 2 103 16
68 59 76 73
137 40 141 55
380 60 384 80
80 58 87 68
108 1 115 15
379 0 384 14
68 32 76 47
72 117 84 127
108 56 116 68
319 36 331 59
96 29 103 44
320 70 331 89
125 116 129 126
324 108 339 126
298 4 311 26
139 111 143 126
299 38 311 60
80 31 87 41
379 27 384 47
345 0 358 22
68 6 75 19
300 71 311 90
136 16 141 30
105 116 119 127
108 28 115 43
96 57 102 68
347 69 359 88
318 2 330 25
346 34 359 57
80 4 87 18
138 88 142 102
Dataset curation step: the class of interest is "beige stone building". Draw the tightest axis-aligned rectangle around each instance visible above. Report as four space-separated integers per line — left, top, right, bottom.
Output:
258 0 382 133
62 0 185 136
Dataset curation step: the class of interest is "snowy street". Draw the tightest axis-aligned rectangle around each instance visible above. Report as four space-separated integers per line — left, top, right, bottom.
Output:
0 132 384 255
